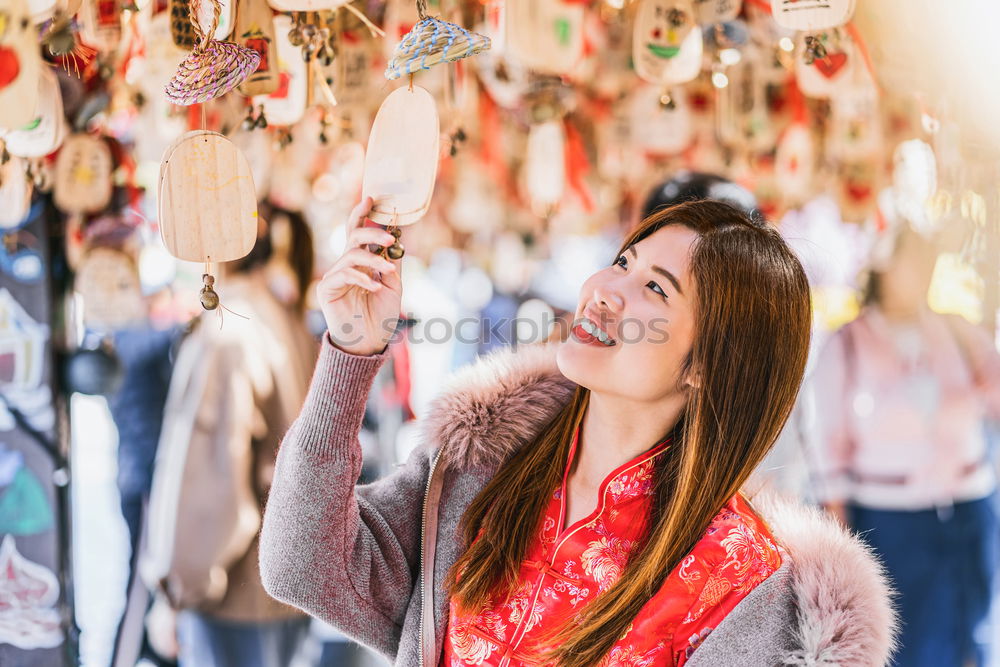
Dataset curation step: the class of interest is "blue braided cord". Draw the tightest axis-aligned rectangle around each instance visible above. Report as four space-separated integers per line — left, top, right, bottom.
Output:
384 16 491 80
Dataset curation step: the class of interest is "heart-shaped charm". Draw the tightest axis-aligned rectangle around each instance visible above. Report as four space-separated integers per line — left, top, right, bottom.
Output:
814 51 847 78
0 47 19 89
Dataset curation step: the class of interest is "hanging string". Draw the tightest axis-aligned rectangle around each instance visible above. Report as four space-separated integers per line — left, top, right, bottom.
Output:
342 3 386 38
416 0 428 20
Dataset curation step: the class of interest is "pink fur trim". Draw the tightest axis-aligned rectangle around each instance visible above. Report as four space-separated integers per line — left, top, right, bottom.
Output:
420 342 576 470
754 494 900 666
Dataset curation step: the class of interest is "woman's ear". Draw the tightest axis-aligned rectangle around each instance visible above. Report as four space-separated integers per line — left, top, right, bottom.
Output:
683 369 702 390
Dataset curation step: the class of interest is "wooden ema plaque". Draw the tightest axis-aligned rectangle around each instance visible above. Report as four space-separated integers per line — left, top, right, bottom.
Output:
53 134 113 214
234 0 279 96
3 68 67 159
361 85 440 227
252 14 307 125
0 0 42 131
504 0 584 75
770 0 855 31
157 131 257 263
633 0 702 86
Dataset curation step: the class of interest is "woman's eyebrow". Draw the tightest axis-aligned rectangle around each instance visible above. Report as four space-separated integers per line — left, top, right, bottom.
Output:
628 245 684 295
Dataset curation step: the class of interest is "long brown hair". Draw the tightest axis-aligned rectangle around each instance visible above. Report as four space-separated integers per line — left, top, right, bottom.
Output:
446 200 812 666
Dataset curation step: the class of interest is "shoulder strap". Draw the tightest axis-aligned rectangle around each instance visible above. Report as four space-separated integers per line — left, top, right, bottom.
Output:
421 453 445 667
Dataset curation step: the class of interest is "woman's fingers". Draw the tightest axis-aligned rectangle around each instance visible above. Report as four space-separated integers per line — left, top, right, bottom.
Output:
348 197 374 230
322 267 383 295
347 226 397 250
332 247 398 275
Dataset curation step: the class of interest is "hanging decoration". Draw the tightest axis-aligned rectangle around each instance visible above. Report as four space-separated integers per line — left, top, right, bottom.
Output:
0 0 42 132
362 85 440 239
53 134 113 215
252 14 307 126
633 0 703 86
769 0 856 32
164 0 260 106
2 69 67 159
157 130 258 310
234 0 280 96
505 0 585 75
694 0 742 25
384 0 491 81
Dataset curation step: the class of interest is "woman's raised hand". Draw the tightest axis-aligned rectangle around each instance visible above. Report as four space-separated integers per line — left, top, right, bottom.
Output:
317 197 403 357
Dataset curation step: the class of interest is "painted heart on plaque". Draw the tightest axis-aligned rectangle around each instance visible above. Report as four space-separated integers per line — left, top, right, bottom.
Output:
0 48 19 88
814 51 847 78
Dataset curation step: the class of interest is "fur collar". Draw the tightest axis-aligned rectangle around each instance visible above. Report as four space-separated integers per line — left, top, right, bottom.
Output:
755 495 898 665
420 342 576 470
419 342 898 664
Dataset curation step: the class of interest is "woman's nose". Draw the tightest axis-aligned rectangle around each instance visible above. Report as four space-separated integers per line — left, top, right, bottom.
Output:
593 285 624 313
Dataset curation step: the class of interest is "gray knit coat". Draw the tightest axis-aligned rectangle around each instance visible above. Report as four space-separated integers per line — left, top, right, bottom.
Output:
259 338 898 666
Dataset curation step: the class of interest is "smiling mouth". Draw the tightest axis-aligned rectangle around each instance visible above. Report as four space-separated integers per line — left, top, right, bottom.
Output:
646 43 680 59
572 317 617 346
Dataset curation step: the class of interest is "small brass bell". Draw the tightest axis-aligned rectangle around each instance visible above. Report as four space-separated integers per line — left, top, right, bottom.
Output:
387 242 405 260
200 274 220 310
386 227 404 259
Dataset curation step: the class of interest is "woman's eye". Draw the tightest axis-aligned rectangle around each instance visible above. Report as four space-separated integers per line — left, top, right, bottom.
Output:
647 281 668 299
614 254 628 268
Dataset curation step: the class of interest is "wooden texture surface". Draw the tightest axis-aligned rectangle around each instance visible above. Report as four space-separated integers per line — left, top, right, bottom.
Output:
53 134 113 214
362 85 440 227
504 0 584 75
235 0 279 96
158 131 258 263
0 0 41 130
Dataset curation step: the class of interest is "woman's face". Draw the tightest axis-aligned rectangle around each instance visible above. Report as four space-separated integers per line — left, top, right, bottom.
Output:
556 225 700 401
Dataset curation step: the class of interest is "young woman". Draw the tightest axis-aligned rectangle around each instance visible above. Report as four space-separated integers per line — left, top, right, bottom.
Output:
260 198 897 666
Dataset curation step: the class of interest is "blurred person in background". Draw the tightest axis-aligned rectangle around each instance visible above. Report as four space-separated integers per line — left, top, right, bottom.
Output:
140 204 319 667
810 224 1000 666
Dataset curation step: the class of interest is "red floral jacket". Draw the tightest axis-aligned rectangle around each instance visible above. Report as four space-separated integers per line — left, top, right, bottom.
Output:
441 426 784 667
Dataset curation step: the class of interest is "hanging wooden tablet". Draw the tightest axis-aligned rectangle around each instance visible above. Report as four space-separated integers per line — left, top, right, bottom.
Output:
53 134 113 214
775 123 816 207
157 131 257 266
694 0 741 25
505 0 584 75
234 0 279 96
794 28 856 99
252 14 306 126
165 0 260 105
3 69 67 159
76 247 145 330
0 157 32 230
836 158 879 224
361 85 440 226
826 86 881 162
525 121 565 216
633 0 703 87
80 0 122 52
628 85 693 156
0 0 42 131
770 0 855 32
328 27 374 107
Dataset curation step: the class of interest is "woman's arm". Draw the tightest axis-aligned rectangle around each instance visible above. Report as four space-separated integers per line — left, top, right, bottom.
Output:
259 336 430 658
